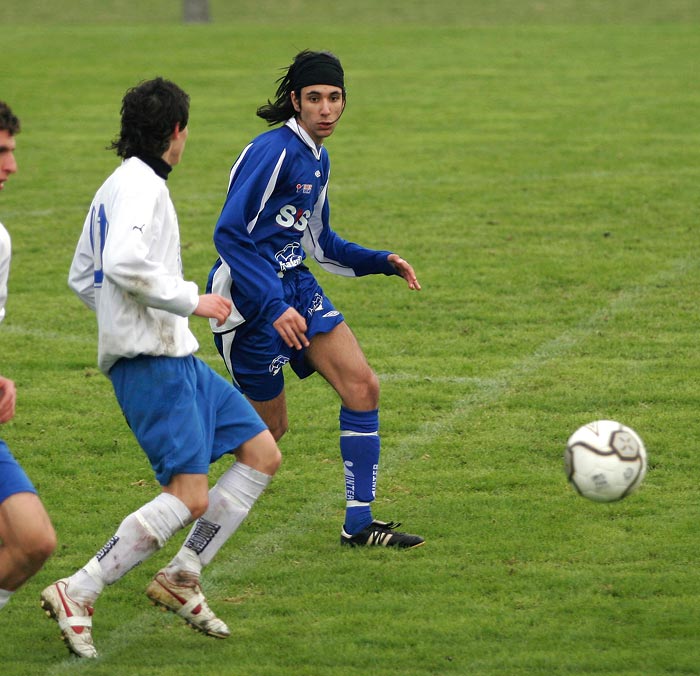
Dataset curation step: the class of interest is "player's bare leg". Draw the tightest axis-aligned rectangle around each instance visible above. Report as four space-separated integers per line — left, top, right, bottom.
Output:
0 492 56 593
306 322 424 548
305 322 378 412
244 390 288 442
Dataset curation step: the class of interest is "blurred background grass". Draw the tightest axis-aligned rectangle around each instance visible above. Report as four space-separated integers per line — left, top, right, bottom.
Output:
3 0 700 25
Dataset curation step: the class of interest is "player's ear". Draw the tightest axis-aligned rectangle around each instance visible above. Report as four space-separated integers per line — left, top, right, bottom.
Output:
290 91 301 113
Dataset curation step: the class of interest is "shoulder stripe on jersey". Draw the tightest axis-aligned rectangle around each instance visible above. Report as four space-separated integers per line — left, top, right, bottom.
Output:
227 143 253 191
247 148 287 234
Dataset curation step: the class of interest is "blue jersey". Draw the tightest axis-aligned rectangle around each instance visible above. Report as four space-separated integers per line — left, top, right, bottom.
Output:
209 118 397 334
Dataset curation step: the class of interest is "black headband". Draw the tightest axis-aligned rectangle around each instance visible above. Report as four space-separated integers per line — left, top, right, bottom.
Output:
291 55 345 91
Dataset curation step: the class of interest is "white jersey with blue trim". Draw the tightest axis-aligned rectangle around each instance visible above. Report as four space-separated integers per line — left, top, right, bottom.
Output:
68 157 200 374
209 118 396 332
0 222 10 324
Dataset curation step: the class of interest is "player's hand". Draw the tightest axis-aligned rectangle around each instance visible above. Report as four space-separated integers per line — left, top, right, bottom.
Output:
388 253 421 291
0 375 17 424
273 307 309 350
193 294 233 327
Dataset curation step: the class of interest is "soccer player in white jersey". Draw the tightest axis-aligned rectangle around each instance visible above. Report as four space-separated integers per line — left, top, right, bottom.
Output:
0 101 57 613
208 50 424 548
40 78 282 658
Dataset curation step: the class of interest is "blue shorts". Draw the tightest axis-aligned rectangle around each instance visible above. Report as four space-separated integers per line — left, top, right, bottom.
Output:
0 439 37 503
109 354 268 486
214 267 344 402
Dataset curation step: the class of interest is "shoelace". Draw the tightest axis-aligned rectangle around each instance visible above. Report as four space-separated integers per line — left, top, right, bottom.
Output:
377 521 401 530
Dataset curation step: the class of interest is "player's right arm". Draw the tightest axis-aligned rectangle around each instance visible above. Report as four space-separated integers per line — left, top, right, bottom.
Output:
213 140 292 327
0 223 12 323
68 206 99 311
100 169 198 317
272 307 309 350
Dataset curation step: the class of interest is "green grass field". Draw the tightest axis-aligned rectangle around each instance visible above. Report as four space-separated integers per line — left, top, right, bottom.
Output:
2 2 700 674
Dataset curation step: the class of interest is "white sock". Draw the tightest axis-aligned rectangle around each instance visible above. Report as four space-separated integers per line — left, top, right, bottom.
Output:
67 493 191 605
0 588 13 611
166 463 271 577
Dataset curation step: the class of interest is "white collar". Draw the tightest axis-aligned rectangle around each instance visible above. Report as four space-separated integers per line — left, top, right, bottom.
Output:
285 118 323 160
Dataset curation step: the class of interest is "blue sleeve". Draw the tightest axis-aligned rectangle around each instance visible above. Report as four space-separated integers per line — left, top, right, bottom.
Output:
316 225 396 277
303 169 398 278
213 144 289 325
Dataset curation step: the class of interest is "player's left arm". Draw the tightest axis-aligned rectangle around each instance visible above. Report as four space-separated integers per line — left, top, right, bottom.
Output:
193 293 233 327
387 253 421 291
307 222 419 287
304 182 419 285
103 186 198 317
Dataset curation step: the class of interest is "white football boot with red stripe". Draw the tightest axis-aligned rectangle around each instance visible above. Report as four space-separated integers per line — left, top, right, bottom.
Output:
40 579 97 658
146 569 230 638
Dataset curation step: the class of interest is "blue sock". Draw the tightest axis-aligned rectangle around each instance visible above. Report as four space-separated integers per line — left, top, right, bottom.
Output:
340 407 380 535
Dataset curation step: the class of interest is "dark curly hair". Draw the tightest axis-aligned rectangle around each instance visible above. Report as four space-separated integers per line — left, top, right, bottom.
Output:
0 101 21 135
257 50 345 126
109 77 189 159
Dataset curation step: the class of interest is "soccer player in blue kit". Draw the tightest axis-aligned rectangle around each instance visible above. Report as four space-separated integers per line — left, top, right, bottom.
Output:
208 50 424 548
0 101 57 612
41 78 282 658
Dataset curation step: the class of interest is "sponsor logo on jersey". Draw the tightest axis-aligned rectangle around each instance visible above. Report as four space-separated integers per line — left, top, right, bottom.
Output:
296 183 313 194
269 354 290 376
275 242 303 272
323 310 340 318
275 204 311 231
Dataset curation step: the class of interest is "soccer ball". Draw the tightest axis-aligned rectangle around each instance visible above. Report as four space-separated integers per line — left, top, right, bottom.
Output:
564 420 647 502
